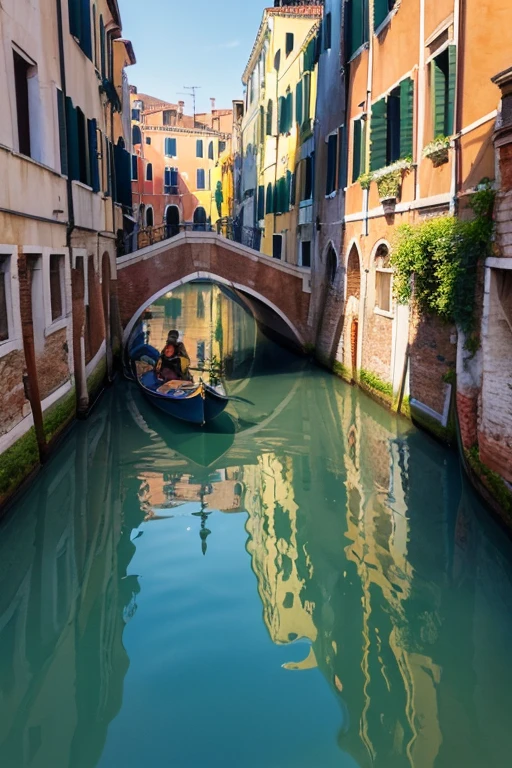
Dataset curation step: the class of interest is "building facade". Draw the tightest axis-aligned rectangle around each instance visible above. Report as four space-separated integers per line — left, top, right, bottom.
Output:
130 91 233 243
0 0 134 506
237 3 323 262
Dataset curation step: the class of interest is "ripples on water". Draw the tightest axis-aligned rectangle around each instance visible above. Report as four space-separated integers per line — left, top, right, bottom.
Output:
1 283 512 768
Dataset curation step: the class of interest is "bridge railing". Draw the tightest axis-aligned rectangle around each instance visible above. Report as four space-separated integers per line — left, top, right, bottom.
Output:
119 221 216 256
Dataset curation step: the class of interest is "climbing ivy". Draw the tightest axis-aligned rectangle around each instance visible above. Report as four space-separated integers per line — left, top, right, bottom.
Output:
391 183 495 348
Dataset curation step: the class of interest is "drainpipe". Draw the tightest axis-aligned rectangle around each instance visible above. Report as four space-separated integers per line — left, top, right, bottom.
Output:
55 0 75 245
416 0 426 200
451 0 463 214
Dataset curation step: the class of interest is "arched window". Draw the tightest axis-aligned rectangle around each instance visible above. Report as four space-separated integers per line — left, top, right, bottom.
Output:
132 125 141 146
193 206 207 231
266 100 273 136
146 207 154 227
374 244 393 314
146 162 153 181
326 244 337 285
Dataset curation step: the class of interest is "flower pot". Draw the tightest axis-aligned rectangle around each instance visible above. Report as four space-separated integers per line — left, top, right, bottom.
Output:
380 196 397 214
428 147 449 167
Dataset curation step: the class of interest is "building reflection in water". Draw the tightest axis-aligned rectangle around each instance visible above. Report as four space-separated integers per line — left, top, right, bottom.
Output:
2 283 512 768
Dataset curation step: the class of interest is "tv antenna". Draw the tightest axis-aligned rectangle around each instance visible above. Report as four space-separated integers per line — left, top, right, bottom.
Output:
179 86 201 126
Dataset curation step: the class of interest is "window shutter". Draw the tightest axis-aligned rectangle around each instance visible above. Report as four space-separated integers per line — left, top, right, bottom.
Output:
273 183 278 214
370 98 387 171
99 15 106 78
295 81 303 125
266 100 273 135
165 137 170 155
171 168 178 188
164 168 171 187
286 93 293 133
286 170 292 210
57 89 68 176
304 38 315 72
303 74 311 123
208 141 214 160
351 0 363 56
344 0 353 59
278 96 285 133
88 118 100 192
65 96 80 181
374 0 389 30
399 77 414 158
196 139 203 157
326 134 337 194
257 185 265 220
352 119 362 182
290 171 296 206
132 154 138 181
68 0 80 38
324 12 332 50
266 183 272 214
447 45 457 135
387 88 401 163
432 57 447 137
80 0 93 59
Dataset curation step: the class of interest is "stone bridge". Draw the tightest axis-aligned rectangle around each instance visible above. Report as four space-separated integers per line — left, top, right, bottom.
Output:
116 232 312 347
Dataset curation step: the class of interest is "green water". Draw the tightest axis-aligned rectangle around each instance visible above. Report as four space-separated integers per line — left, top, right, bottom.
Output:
2 284 512 768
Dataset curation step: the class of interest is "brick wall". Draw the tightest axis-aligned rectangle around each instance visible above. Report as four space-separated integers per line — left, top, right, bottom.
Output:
36 328 70 400
0 350 28 436
409 309 455 415
362 312 393 383
86 257 106 364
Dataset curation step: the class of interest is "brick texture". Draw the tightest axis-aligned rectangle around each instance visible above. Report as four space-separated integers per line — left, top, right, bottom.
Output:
0 350 28 436
457 391 478 449
36 328 70 400
409 309 455 415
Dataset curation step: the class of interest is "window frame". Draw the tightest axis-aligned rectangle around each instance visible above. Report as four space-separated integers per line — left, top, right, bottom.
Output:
0 247 22 357
373 244 394 317
196 168 206 190
196 139 204 158
272 233 284 260
165 136 177 157
286 32 294 57
146 162 153 182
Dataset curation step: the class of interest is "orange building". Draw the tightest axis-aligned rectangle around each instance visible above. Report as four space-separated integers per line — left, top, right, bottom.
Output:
130 90 233 240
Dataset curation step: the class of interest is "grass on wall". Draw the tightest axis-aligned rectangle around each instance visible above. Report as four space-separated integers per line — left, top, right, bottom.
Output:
44 388 76 443
359 369 393 400
0 429 39 501
466 446 512 523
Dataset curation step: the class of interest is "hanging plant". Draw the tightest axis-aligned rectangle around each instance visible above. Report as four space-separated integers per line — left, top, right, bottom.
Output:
372 159 413 201
358 171 373 190
423 136 451 167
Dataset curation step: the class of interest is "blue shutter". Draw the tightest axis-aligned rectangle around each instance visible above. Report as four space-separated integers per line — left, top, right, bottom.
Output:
171 168 178 189
208 141 214 160
257 185 265 220
80 0 92 59
99 15 106 78
399 77 414 158
164 167 171 189
68 0 80 38
370 98 387 171
197 169 205 189
165 137 170 155
88 118 100 192
196 140 203 158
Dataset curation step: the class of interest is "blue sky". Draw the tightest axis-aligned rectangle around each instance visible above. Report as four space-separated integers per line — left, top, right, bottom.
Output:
120 0 268 113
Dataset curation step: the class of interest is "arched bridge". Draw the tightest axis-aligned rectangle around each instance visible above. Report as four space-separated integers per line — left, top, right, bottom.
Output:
117 232 312 347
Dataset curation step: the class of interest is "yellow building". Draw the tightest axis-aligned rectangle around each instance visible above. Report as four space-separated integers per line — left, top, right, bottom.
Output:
238 4 322 264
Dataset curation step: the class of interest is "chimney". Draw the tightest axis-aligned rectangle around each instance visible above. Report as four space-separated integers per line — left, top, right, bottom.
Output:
210 97 216 112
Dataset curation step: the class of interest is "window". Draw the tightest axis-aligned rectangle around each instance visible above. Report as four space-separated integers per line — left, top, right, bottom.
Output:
279 93 293 135
326 133 338 195
295 81 303 125
208 141 214 160
197 341 206 363
326 245 337 285
301 241 311 268
265 183 273 214
219 140 226 154
274 50 281 72
76 107 90 185
197 168 205 189
146 162 153 181
286 33 294 57
92 4 98 68
197 292 205 319
303 155 313 200
257 185 265 221
165 137 177 156
87 117 99 192
146 207 154 227
56 89 68 175
131 155 138 180
49 255 64 322
99 14 106 77
67 0 93 59
374 0 396 31
375 244 392 314
266 100 273 135
370 77 414 171
132 108 140 121
352 116 366 182
430 47 456 138
13 51 32 157
303 72 311 125
146 136 151 145
196 139 203 158
324 12 332 50
345 0 369 60
132 125 141 145
0 257 10 342
273 234 283 260
163 110 176 126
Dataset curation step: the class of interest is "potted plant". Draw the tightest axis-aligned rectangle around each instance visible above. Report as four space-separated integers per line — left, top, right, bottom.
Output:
423 136 451 167
358 171 373 191
372 159 413 210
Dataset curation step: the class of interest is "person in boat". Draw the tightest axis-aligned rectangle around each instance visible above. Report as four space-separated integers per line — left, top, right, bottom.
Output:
155 330 191 382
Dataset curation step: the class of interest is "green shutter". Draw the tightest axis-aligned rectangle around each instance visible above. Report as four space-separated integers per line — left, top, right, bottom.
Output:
295 81 303 125
432 57 446 137
374 0 389 30
266 183 273 214
258 185 265 220
65 96 80 181
352 119 362 182
370 98 387 171
56 89 68 176
338 126 346 189
349 0 367 57
303 74 311 123
273 183 278 214
304 38 315 72
399 77 414 158
88 118 100 192
447 45 457 136
286 93 293 133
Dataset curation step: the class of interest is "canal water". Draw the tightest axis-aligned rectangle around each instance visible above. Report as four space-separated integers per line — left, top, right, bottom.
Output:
1 283 512 768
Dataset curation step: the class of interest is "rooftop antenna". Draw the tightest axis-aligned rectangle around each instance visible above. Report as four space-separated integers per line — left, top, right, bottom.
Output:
182 85 200 126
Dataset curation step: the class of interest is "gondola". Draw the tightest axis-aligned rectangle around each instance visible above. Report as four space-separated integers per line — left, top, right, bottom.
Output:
137 370 229 425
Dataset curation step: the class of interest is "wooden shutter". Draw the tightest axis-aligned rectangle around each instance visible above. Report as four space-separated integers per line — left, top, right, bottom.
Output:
266 100 273 135
447 45 457 135
171 168 178 188
399 77 414 158
387 88 401 163
295 81 303 125
303 74 311 123
324 12 332 50
258 185 265 220
352 119 362 182
278 96 285 133
196 139 203 157
326 134 337 194
370 98 387 171
338 126 346 189
80 0 93 59
266 183 272 214
88 118 100 192
374 0 389 30
208 141 214 160
56 89 68 176
432 56 447 137
164 168 171 188
344 0 353 59
68 0 80 38
65 96 80 181
99 15 106 78
351 0 363 56
286 93 293 133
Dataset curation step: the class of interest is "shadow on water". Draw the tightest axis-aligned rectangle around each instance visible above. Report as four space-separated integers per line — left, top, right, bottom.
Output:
1 284 512 767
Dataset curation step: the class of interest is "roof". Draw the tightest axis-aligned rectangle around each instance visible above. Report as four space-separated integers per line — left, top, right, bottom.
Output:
114 38 136 66
242 5 323 84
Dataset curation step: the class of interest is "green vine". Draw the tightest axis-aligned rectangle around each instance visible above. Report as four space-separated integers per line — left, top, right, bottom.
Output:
391 182 495 349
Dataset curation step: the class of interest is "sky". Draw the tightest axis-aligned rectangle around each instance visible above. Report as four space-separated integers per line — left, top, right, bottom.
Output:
119 0 269 113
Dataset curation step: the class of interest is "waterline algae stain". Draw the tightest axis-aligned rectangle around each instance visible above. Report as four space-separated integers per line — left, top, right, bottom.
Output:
1 284 512 768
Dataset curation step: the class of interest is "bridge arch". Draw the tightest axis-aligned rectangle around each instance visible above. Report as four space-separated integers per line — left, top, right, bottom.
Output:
122 271 306 348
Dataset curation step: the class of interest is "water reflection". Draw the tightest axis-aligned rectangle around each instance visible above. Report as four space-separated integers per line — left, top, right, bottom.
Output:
1 287 512 767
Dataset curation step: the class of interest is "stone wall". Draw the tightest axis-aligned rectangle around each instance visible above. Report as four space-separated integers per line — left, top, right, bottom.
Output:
0 350 28 437
36 328 70 400
409 311 455 417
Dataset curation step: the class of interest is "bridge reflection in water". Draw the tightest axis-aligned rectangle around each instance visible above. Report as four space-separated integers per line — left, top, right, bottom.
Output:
1 285 512 767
